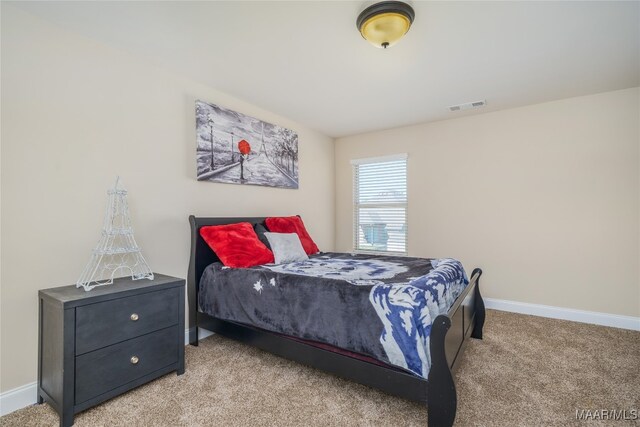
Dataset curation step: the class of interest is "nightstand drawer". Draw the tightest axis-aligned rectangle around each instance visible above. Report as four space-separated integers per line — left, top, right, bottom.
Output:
76 288 179 355
75 326 179 404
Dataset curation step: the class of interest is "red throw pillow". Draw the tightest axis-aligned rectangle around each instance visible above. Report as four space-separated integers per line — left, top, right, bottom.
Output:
200 222 274 268
265 216 319 255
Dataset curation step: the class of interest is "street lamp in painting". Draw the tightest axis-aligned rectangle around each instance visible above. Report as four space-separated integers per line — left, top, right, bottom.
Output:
207 114 215 170
238 139 251 181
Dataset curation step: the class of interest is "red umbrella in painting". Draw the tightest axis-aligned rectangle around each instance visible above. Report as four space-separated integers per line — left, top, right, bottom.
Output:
238 139 251 180
238 140 251 155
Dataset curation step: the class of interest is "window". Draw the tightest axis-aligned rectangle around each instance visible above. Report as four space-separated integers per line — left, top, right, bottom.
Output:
352 154 407 255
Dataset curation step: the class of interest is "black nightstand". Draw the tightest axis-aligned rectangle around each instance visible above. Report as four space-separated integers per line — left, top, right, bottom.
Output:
38 274 185 427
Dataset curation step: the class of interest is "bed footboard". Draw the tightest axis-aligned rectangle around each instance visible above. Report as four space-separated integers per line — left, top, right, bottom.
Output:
427 268 485 427
471 268 486 340
428 315 457 426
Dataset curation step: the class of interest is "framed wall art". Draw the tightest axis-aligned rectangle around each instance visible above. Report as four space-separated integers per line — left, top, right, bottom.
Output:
196 100 299 189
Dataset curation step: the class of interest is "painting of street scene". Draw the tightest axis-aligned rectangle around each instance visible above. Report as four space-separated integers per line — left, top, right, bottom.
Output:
196 100 299 189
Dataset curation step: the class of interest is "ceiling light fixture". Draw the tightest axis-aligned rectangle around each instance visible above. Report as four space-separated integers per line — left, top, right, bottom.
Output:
356 1 415 49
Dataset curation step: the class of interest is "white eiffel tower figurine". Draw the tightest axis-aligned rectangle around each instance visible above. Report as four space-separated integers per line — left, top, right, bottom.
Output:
76 177 154 291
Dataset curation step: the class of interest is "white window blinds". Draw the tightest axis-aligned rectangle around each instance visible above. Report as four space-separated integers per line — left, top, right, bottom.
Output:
352 154 407 255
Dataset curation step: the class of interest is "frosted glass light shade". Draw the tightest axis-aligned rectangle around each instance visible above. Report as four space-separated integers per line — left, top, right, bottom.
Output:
357 1 415 49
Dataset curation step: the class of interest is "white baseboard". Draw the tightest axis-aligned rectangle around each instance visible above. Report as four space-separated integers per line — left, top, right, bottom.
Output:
0 382 37 416
1 328 215 416
484 298 640 331
184 327 214 345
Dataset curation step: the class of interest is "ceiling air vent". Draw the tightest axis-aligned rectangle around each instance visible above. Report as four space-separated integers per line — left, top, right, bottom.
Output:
448 100 486 112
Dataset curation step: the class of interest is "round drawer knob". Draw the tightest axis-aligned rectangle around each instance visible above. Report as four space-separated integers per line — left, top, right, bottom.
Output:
130 356 139 365
130 313 139 321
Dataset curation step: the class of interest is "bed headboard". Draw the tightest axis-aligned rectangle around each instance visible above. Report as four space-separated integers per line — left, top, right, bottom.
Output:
187 215 268 332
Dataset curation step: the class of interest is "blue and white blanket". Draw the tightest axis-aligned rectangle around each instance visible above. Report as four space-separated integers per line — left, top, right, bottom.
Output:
199 252 468 378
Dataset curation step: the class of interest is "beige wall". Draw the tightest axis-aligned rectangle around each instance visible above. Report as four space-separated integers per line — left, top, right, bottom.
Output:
0 6 335 392
336 88 639 318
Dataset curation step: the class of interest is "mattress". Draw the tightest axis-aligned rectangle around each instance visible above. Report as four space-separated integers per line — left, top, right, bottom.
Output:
198 252 468 378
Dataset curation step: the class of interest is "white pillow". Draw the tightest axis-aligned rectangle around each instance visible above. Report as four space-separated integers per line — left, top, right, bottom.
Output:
264 232 309 264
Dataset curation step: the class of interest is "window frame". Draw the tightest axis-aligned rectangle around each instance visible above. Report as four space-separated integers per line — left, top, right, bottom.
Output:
351 153 408 256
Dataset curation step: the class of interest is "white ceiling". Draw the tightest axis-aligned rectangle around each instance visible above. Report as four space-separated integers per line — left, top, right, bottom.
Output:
8 1 640 137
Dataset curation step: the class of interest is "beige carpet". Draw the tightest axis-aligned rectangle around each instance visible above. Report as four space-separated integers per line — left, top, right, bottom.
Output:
2 310 639 426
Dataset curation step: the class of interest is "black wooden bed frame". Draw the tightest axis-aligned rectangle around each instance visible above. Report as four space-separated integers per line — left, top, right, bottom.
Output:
187 216 486 427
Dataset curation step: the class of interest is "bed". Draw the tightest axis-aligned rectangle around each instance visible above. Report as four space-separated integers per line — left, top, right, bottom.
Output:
187 216 485 427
